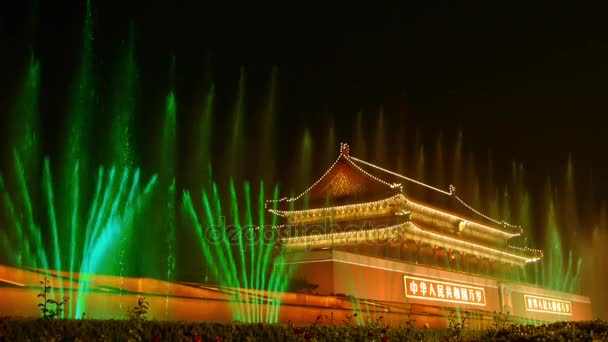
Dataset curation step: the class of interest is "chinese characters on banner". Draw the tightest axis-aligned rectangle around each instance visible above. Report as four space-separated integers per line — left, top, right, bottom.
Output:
524 294 572 316
403 276 486 306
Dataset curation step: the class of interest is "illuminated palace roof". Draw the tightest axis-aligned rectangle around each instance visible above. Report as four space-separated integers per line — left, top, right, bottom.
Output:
267 143 542 266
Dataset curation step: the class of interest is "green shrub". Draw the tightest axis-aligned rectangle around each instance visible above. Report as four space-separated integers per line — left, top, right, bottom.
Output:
37 276 69 320
0 317 605 341
127 296 149 341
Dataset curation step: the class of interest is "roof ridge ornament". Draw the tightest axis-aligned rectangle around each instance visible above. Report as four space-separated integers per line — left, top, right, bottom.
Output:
340 142 350 156
449 185 456 196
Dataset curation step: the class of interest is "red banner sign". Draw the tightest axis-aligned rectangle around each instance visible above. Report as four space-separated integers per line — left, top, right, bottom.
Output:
524 294 572 316
404 276 486 306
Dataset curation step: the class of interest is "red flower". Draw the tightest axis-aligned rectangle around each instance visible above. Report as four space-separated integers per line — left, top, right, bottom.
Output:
151 336 160 342
382 336 388 342
215 336 222 342
294 327 304 335
193 336 203 342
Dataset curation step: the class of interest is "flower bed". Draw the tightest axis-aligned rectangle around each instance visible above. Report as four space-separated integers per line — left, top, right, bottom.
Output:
0 317 606 341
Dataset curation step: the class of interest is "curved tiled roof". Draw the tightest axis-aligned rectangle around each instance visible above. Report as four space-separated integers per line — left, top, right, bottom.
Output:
266 143 402 210
268 143 524 236
347 156 523 235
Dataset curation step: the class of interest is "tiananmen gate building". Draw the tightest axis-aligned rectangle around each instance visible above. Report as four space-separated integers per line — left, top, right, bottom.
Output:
268 143 591 324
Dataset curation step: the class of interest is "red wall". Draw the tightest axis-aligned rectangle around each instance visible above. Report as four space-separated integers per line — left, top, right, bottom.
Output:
0 260 592 327
285 250 592 324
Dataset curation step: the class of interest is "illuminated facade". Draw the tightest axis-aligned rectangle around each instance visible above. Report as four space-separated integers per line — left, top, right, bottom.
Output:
269 143 591 323
0 143 592 326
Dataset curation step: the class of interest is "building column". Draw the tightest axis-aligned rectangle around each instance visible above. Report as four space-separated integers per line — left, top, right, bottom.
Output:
499 283 513 314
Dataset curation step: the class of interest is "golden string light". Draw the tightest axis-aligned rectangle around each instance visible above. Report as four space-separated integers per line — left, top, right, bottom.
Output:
281 220 541 265
407 222 541 264
265 143 401 209
452 195 522 231
266 142 541 261
348 155 450 195
264 153 342 208
349 154 523 231
269 194 404 218
405 198 520 238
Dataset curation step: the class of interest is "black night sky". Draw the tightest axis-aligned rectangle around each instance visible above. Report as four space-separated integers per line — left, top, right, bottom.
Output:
3 2 608 184
1 0 608 315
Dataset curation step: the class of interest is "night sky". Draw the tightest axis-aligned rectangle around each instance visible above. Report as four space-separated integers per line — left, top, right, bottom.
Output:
2 2 608 226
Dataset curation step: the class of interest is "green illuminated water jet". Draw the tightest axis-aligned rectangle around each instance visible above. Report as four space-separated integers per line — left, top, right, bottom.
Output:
226 68 246 180
451 130 463 188
110 21 137 168
1 151 158 318
258 66 278 182
374 108 387 166
1 52 41 270
434 132 446 206
61 0 95 316
297 129 313 209
325 117 337 167
354 111 367 160
193 83 214 183
0 0 163 319
74 166 157 318
182 181 291 323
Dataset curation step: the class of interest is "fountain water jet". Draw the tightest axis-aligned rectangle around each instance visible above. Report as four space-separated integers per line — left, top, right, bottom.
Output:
182 181 290 323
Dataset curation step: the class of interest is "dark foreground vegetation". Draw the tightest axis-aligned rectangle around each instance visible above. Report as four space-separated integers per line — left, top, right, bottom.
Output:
0 317 607 341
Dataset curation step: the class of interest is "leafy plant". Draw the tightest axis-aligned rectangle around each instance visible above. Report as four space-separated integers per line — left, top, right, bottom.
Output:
0 316 10 341
492 311 511 330
343 312 357 326
127 296 149 342
37 276 69 320
0 318 607 341
446 310 470 341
